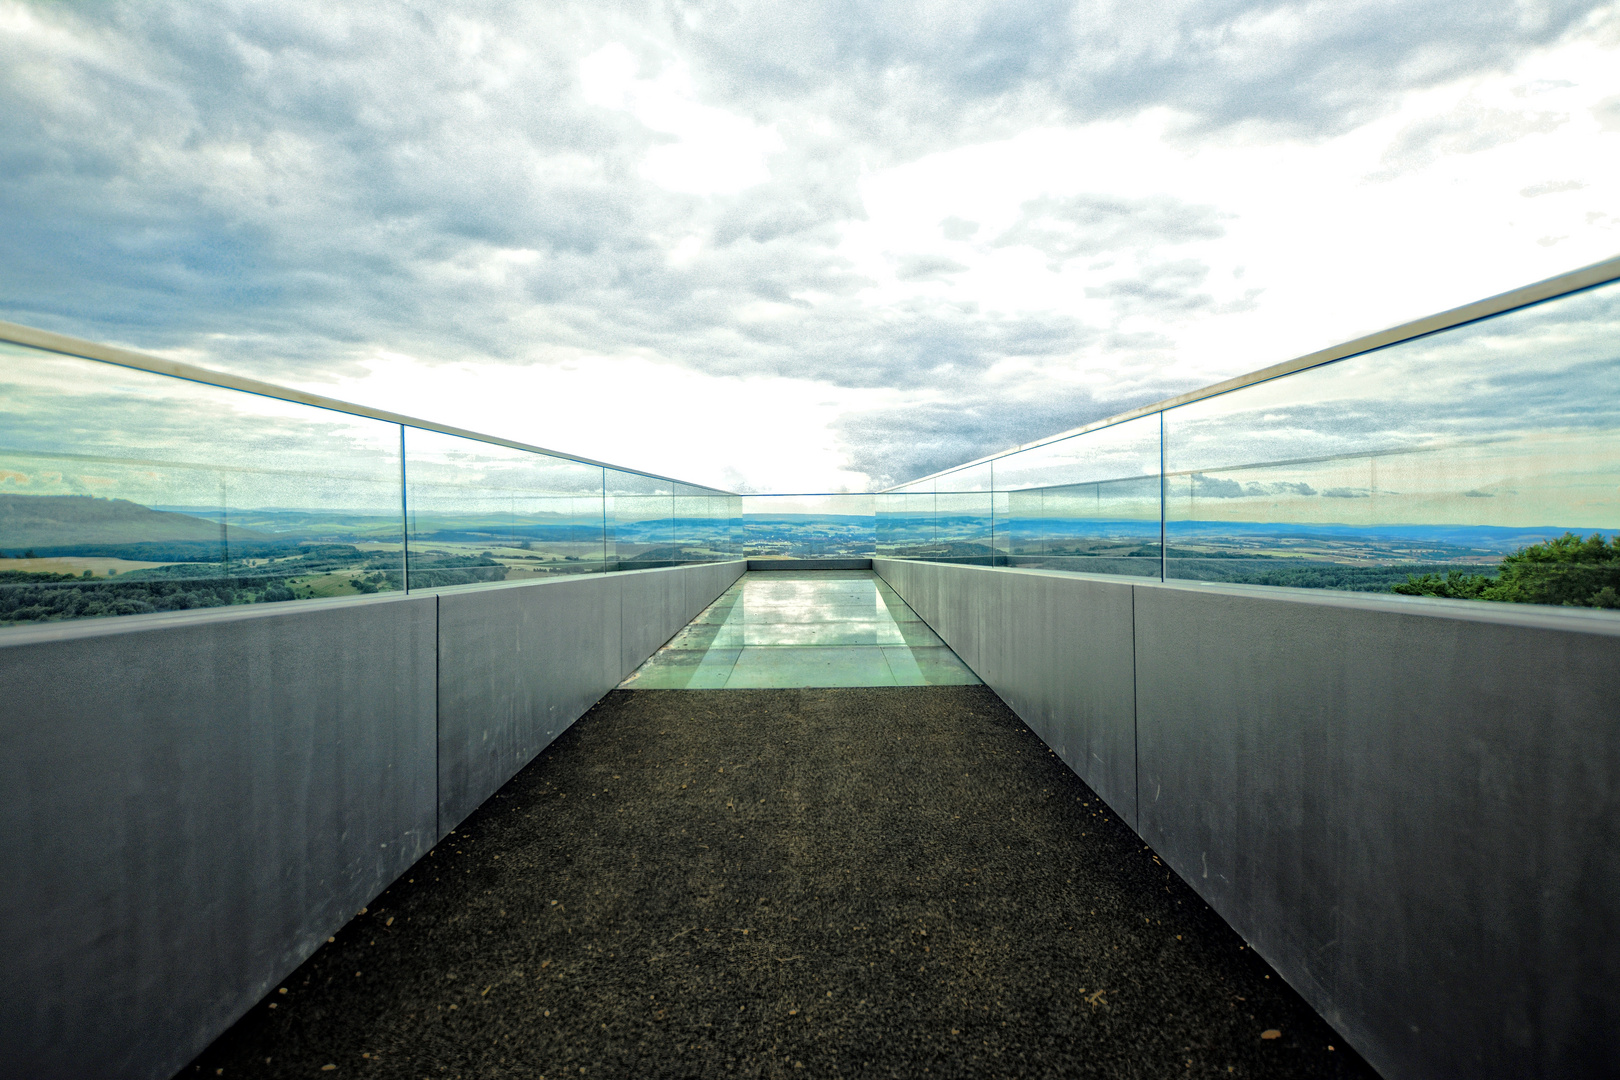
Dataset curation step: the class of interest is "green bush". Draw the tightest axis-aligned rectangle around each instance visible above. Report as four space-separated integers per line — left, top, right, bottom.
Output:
1392 532 1620 609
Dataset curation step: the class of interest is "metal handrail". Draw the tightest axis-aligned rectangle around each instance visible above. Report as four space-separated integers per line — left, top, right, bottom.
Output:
0 319 735 496
882 253 1620 492
8 251 1617 500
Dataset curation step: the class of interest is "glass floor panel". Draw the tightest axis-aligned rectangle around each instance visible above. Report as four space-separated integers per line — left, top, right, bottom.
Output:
619 570 981 689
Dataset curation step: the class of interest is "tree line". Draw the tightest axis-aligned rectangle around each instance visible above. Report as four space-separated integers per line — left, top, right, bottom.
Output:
1393 532 1619 608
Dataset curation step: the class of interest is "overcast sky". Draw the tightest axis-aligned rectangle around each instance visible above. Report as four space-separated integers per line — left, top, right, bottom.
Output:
3 1 1618 492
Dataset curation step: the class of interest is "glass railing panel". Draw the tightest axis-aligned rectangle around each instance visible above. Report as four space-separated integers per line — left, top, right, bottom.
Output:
874 492 900 557
708 488 740 559
728 493 746 556
672 483 737 562
898 463 991 564
740 493 876 558
991 415 1161 491
709 491 733 560
990 489 1011 565
875 491 936 557
992 415 1163 577
1163 279 1620 599
672 484 704 562
933 489 994 565
402 428 606 587
606 470 676 569
719 491 742 557
878 473 947 557
688 489 731 561
1 343 404 625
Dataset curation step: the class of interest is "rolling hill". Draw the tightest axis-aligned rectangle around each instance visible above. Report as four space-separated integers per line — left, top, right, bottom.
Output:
0 494 270 549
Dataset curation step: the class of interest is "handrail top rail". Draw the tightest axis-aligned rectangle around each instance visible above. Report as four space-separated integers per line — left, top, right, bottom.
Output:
0 320 736 496
882 253 1620 492
7 252 1617 499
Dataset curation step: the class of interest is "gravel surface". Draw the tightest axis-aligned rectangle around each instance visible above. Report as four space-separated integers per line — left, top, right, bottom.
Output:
186 686 1379 1079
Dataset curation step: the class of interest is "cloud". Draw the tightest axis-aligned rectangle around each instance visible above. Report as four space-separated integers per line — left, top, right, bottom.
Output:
1595 94 1620 131
832 344 1203 487
0 2 1115 397
676 0 1609 148
835 388 1133 489
1191 474 1250 498
994 193 1226 269
891 253 969 282
1520 179 1587 196
0 4 655 359
1372 99 1567 177
1084 259 1218 314
0 0 1613 492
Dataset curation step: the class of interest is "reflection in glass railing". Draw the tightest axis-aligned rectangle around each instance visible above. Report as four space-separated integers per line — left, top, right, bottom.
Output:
604 472 741 569
606 469 673 568
741 493 875 558
405 427 608 588
995 414 1162 577
674 483 739 565
878 270 1620 609
1163 280 1620 593
875 465 993 564
0 339 741 625
6 261 1615 624
1 343 405 625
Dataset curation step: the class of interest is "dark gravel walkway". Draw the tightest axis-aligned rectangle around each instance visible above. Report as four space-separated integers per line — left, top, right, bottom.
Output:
185 686 1378 1079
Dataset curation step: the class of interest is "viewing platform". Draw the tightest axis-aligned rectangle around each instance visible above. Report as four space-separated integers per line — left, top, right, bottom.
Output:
190 680 1368 1078
3 256 1618 1080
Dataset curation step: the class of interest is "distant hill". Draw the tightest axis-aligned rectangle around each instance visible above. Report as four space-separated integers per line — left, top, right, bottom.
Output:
0 494 270 549
740 515 875 527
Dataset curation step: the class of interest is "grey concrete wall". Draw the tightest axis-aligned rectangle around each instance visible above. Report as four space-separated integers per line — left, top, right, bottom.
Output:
435 575 622 834
1132 582 1620 1080
0 594 439 1080
436 560 745 832
874 559 1620 1080
874 559 1139 824
0 558 745 1080
616 564 687 677
678 560 744 630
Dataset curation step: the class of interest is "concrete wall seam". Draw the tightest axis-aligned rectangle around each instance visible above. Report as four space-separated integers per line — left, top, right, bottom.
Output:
872 558 1620 1080
437 560 746 835
0 592 439 1080
0 559 746 1080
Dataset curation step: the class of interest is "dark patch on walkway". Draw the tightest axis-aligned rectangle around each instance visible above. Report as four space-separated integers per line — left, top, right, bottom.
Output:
187 687 1377 1079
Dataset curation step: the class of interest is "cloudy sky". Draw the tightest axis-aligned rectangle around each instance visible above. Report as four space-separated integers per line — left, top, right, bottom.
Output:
2 1 1618 492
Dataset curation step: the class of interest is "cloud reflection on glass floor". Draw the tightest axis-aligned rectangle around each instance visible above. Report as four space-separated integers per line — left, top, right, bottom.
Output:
619 570 981 689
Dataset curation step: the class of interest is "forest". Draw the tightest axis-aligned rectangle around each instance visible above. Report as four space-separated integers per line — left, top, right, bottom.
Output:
0 547 509 625
1393 532 1620 608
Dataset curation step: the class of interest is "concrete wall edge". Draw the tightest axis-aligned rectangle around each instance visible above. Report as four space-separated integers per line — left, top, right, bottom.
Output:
871 556 1620 1079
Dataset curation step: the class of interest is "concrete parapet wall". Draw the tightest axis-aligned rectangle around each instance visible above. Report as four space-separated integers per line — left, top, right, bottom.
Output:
0 559 744 1080
435 575 623 834
874 558 1138 824
873 558 1620 1080
436 561 745 833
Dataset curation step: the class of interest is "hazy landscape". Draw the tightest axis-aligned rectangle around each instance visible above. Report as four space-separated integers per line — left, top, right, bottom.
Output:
5 495 1614 624
0 493 739 624
877 512 1600 591
742 513 876 559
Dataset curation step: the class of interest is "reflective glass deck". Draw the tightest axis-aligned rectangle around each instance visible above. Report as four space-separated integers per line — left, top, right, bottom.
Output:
620 570 980 688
